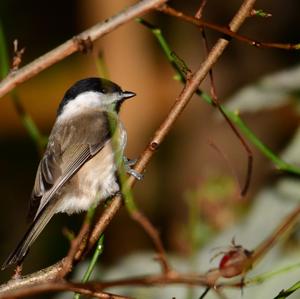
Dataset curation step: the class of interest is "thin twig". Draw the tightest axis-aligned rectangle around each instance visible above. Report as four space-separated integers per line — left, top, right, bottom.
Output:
208 139 241 192
58 216 92 278
250 204 300 264
159 5 300 51
195 3 253 196
130 210 171 274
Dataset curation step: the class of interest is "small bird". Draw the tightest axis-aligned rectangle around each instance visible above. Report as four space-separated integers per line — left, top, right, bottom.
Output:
2 77 137 270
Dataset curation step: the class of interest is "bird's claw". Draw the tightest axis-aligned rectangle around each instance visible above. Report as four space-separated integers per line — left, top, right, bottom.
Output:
123 157 143 180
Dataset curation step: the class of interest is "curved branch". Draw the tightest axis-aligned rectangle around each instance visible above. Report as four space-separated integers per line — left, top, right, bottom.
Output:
0 0 167 99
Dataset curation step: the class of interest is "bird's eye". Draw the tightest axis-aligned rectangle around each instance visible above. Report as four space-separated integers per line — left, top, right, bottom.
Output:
100 88 107 94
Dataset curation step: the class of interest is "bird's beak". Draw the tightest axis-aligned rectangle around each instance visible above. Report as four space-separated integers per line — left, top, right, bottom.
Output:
122 91 136 100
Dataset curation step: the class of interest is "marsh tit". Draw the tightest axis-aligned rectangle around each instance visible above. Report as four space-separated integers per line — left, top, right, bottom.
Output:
2 77 137 270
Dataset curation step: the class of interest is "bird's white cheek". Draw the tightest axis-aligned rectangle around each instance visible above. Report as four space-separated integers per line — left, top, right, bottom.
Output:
58 91 103 120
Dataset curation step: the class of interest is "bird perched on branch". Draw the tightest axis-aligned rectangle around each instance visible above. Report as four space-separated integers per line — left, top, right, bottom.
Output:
2 77 138 270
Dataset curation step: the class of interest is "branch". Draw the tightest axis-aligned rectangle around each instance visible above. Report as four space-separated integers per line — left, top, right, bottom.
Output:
0 261 65 293
250 204 300 264
159 5 300 51
193 3 253 196
0 0 167 99
0 280 132 299
0 272 219 299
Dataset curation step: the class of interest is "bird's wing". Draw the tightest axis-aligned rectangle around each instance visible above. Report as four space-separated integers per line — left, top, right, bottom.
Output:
28 110 118 220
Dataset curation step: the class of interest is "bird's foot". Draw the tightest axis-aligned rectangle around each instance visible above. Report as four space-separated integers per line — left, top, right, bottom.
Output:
123 157 143 180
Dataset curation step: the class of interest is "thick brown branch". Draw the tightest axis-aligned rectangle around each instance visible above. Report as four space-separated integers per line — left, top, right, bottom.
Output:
0 0 168 99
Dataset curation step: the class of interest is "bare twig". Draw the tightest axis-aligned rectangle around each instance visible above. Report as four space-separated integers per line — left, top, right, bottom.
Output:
58 217 92 277
130 210 171 274
215 104 253 196
250 204 300 264
159 5 300 51
194 3 253 196
208 139 241 191
85 195 123 255
0 0 168 99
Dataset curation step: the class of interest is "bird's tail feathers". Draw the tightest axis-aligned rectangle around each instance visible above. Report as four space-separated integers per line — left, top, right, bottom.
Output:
1 201 58 270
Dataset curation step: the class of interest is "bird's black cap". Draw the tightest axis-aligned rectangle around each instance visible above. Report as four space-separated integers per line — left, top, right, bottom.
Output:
57 77 123 116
